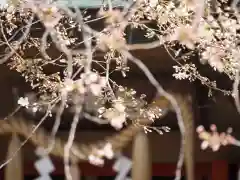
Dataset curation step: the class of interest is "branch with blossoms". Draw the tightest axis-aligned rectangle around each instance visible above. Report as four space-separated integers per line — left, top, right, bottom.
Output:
2 0 240 180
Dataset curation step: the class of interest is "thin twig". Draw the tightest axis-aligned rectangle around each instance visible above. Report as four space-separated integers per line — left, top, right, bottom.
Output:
0 104 54 169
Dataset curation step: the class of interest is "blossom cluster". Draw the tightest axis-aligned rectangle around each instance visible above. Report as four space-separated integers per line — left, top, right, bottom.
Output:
196 124 236 151
62 72 107 96
97 86 162 129
88 143 114 166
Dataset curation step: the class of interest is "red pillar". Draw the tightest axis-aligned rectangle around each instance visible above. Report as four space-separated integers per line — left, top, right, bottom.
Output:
211 161 228 180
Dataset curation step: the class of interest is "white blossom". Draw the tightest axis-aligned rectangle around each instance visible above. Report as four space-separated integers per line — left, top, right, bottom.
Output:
103 108 126 130
173 72 190 80
103 101 127 130
32 106 38 113
201 47 225 72
110 113 126 130
88 154 104 166
80 72 107 96
89 77 107 96
201 140 209 150
18 97 29 108
171 25 196 49
197 20 214 41
113 102 125 112
32 103 38 113
97 143 114 159
102 143 114 159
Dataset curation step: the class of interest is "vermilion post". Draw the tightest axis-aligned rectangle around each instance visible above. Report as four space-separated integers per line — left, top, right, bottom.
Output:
211 160 228 180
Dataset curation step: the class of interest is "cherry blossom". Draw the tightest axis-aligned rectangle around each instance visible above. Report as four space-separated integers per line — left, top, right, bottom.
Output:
18 97 29 108
201 47 225 72
81 72 107 96
197 20 214 41
88 143 114 166
97 143 114 160
110 113 126 130
61 72 106 96
88 154 104 166
103 108 126 130
171 25 196 49
22 0 62 28
197 125 236 151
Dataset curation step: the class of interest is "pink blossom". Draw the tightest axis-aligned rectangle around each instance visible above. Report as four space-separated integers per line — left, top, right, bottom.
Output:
197 124 235 151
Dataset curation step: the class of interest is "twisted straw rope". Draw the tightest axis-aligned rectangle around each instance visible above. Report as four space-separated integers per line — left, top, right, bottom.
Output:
0 93 193 179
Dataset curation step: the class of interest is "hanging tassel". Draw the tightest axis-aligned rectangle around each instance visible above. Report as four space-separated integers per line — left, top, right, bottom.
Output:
5 133 23 180
65 163 80 180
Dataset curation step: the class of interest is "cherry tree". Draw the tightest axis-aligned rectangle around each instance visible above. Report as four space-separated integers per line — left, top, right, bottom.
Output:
1 0 240 179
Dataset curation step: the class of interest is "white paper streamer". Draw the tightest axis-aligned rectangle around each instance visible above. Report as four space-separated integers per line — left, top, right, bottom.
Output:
113 156 132 180
34 156 55 175
34 147 55 180
34 174 52 180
